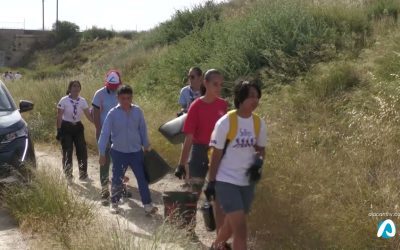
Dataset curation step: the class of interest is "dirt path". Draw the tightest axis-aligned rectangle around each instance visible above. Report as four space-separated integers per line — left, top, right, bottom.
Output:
0 208 28 250
35 144 214 250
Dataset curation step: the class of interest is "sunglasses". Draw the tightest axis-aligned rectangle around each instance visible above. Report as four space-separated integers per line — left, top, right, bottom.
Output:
188 75 196 80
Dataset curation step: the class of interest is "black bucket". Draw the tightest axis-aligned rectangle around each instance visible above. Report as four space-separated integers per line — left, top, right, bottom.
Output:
143 149 172 184
158 114 187 144
200 201 216 232
162 191 198 228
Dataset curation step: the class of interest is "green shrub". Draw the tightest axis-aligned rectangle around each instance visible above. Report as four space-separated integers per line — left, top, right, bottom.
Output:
52 21 80 44
82 26 116 41
367 0 400 20
306 62 362 99
142 1 223 47
134 0 371 100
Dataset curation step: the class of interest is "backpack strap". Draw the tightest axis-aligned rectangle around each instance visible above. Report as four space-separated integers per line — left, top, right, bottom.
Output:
208 110 262 161
252 112 261 139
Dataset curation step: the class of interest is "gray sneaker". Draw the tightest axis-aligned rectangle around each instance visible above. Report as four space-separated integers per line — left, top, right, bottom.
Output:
110 203 120 214
144 204 158 215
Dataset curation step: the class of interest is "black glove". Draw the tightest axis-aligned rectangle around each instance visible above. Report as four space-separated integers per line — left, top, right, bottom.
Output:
246 157 264 184
176 111 185 117
174 164 186 179
204 181 216 201
56 128 62 141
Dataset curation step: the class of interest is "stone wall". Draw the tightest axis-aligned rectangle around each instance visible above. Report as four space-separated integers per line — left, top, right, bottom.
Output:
0 29 51 67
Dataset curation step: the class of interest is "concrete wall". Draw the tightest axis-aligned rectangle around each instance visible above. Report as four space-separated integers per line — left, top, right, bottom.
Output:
0 29 51 67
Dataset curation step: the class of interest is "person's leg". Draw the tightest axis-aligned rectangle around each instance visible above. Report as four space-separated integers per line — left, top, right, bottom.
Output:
110 150 126 204
100 143 111 198
214 182 243 247
225 211 247 250
61 123 74 179
214 200 227 233
129 150 152 205
74 123 88 179
188 144 208 195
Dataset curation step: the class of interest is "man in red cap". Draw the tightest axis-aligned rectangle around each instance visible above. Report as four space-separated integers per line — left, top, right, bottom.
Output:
92 70 130 205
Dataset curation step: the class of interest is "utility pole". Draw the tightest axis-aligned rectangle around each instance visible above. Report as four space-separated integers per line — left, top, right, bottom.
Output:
42 0 44 30
56 0 59 30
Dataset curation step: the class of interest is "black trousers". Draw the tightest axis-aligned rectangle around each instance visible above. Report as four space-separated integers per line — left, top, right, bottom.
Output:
60 121 88 179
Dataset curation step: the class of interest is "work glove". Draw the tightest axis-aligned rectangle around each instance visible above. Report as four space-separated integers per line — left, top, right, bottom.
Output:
174 164 186 179
246 156 264 184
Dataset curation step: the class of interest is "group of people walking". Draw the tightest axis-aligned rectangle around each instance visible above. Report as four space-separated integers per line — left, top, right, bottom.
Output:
56 70 157 215
56 67 267 249
175 68 266 250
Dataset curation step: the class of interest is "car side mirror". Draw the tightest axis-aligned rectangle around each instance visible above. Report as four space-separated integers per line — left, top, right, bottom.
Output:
19 100 34 113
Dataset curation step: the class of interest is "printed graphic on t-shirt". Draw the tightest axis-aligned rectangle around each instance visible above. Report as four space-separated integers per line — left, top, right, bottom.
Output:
232 128 256 148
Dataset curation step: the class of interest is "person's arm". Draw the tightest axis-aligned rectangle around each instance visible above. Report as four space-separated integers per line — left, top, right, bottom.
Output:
98 111 112 157
207 148 223 181
179 134 193 166
56 108 63 129
93 107 101 140
83 108 94 123
138 108 151 152
179 88 188 111
256 120 268 159
178 102 198 165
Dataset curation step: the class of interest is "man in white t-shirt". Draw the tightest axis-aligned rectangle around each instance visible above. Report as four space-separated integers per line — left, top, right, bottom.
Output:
206 81 267 250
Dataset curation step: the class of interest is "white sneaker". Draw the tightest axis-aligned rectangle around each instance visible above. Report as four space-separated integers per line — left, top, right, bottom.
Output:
144 204 158 215
110 203 120 214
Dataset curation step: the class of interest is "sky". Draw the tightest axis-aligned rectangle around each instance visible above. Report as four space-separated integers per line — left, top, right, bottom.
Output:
0 0 225 31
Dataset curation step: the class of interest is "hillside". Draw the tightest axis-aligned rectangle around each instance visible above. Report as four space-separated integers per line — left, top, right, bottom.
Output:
2 0 400 248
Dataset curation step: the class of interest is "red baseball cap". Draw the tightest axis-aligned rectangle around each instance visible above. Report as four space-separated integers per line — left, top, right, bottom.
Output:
104 70 122 90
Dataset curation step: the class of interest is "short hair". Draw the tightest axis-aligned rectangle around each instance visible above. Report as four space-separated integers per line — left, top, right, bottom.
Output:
117 85 133 96
66 80 81 95
189 67 202 76
204 69 222 81
234 80 262 109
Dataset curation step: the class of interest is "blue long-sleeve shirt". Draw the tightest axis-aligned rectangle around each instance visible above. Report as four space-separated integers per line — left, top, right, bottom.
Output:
98 104 150 155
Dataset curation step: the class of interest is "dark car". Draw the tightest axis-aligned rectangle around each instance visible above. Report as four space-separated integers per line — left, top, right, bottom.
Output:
0 80 35 179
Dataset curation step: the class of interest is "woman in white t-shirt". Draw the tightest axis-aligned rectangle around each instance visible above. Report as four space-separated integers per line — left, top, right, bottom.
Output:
57 80 93 182
206 81 267 250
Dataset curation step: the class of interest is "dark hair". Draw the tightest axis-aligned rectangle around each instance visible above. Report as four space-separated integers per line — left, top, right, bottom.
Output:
234 80 262 109
66 80 81 95
117 85 133 96
189 67 202 77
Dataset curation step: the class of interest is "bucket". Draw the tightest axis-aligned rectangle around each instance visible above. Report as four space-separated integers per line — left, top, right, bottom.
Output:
200 201 216 232
162 191 198 228
144 149 172 184
158 114 187 144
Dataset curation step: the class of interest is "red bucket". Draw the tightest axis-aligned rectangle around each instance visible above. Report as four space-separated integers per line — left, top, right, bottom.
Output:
162 191 198 228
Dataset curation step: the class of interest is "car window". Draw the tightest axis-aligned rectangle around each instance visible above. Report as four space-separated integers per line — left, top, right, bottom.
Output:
0 84 15 111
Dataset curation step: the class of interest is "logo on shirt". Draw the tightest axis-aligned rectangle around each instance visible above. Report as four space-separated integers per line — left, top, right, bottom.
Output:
232 129 256 148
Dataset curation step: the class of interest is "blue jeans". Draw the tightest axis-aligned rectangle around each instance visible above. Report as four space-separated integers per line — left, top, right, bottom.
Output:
110 149 152 205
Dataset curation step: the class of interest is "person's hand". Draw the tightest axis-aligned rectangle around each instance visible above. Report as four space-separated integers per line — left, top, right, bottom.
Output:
174 164 186 179
56 128 62 141
246 156 264 184
204 181 216 201
144 145 152 152
99 155 106 166
95 130 101 141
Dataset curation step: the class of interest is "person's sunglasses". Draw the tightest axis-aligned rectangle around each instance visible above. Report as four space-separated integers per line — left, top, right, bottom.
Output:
188 75 196 80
